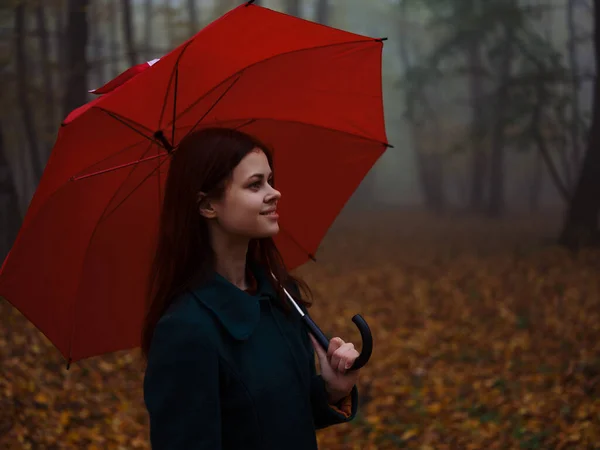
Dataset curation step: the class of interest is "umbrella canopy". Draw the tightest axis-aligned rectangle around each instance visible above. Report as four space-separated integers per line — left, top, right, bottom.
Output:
0 2 389 363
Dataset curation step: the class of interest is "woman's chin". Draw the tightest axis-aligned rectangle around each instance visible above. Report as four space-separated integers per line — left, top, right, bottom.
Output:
255 223 279 238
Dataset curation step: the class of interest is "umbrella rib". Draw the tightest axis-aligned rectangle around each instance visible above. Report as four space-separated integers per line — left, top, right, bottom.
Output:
71 112 389 182
97 108 167 151
171 66 178 144
99 148 170 225
61 38 389 194
71 152 169 181
233 117 390 148
97 108 155 135
67 140 166 362
70 139 159 181
82 38 383 159
70 117 256 182
157 38 195 132
178 73 244 143
162 37 384 131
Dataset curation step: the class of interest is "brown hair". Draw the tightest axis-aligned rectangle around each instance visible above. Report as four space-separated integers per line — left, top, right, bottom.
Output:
141 127 312 359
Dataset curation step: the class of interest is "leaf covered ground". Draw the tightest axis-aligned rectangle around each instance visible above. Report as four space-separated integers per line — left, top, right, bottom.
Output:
1 210 599 449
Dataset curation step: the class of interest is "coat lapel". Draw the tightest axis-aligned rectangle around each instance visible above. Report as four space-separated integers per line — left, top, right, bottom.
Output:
189 263 279 340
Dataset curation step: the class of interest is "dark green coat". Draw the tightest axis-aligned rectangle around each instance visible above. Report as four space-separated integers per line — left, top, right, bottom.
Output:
143 264 358 449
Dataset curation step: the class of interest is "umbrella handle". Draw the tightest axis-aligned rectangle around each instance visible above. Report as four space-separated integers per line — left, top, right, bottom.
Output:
273 274 373 371
301 312 373 371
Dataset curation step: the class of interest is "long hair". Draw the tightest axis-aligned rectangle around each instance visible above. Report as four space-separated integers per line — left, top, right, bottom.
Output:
141 127 312 359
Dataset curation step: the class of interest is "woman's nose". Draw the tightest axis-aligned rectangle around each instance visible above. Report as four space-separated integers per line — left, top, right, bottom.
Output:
267 186 281 201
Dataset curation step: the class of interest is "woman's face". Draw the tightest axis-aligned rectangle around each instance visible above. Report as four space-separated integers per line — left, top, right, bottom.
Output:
207 148 281 239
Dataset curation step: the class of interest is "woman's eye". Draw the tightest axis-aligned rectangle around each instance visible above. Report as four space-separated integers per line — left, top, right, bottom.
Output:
249 181 261 189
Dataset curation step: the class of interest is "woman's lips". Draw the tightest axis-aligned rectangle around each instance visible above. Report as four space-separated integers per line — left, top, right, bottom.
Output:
260 210 278 219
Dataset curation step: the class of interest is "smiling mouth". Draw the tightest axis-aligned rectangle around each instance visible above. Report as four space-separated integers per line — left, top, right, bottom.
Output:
260 210 277 215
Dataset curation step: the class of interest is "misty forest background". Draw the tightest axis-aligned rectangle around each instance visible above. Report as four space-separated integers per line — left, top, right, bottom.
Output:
1 0 600 260
1 0 600 449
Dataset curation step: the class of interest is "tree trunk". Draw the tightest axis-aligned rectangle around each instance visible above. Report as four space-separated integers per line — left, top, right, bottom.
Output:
122 0 138 67
54 0 66 120
90 0 107 90
413 130 445 213
397 1 444 213
315 0 329 25
0 135 20 264
487 24 514 217
286 0 301 16
567 0 582 181
15 4 43 183
164 0 174 47
144 0 154 60
0 123 21 264
187 0 199 36
529 151 543 212
109 0 120 77
559 0 600 249
467 40 487 212
36 4 57 158
63 0 90 115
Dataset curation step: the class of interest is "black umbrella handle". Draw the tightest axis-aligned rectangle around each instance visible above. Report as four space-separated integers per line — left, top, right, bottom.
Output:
302 313 373 371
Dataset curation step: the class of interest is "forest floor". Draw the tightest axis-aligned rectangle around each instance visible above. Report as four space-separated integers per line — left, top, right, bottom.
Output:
1 209 599 449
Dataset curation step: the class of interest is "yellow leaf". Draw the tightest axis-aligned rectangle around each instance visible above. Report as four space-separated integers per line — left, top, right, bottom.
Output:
401 428 418 440
34 392 49 404
366 415 381 425
569 432 581 442
427 403 442 414
60 411 71 426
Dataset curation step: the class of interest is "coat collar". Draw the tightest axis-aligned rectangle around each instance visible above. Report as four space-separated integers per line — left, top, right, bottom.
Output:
188 262 279 340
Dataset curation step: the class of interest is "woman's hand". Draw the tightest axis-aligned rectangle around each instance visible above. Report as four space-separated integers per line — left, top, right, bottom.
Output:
309 333 360 404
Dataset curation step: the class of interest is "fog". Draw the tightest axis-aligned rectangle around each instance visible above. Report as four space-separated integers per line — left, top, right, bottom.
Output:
1 0 598 259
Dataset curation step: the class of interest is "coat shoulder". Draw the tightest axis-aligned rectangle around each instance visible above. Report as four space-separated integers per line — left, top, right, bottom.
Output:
156 291 221 342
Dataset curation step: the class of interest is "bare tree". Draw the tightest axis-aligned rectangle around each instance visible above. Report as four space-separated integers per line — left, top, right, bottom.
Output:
15 4 43 182
567 0 583 179
109 0 120 77
398 1 445 213
164 0 174 47
315 0 329 25
89 0 108 89
467 39 487 212
122 0 138 67
64 0 90 115
35 3 57 158
0 122 21 263
528 150 543 211
286 0 301 17
188 0 199 36
53 0 67 118
144 0 154 60
487 20 515 217
560 0 600 248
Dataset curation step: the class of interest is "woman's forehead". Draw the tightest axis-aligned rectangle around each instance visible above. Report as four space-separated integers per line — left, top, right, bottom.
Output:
233 149 271 179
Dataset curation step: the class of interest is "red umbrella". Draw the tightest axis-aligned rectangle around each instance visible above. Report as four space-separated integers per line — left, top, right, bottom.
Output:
0 1 389 365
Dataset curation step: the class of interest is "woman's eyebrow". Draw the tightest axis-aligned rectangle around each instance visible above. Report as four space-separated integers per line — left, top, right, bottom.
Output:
247 172 272 180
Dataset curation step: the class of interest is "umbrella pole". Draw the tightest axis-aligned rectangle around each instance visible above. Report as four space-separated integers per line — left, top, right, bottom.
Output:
281 286 331 352
276 278 373 371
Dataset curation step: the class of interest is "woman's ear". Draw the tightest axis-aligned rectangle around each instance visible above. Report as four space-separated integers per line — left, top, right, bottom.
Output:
197 192 217 219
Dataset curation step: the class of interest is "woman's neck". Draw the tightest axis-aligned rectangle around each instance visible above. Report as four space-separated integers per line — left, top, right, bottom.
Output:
210 227 249 290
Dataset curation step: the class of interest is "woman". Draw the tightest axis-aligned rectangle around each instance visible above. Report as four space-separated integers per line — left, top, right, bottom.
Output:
142 127 361 449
